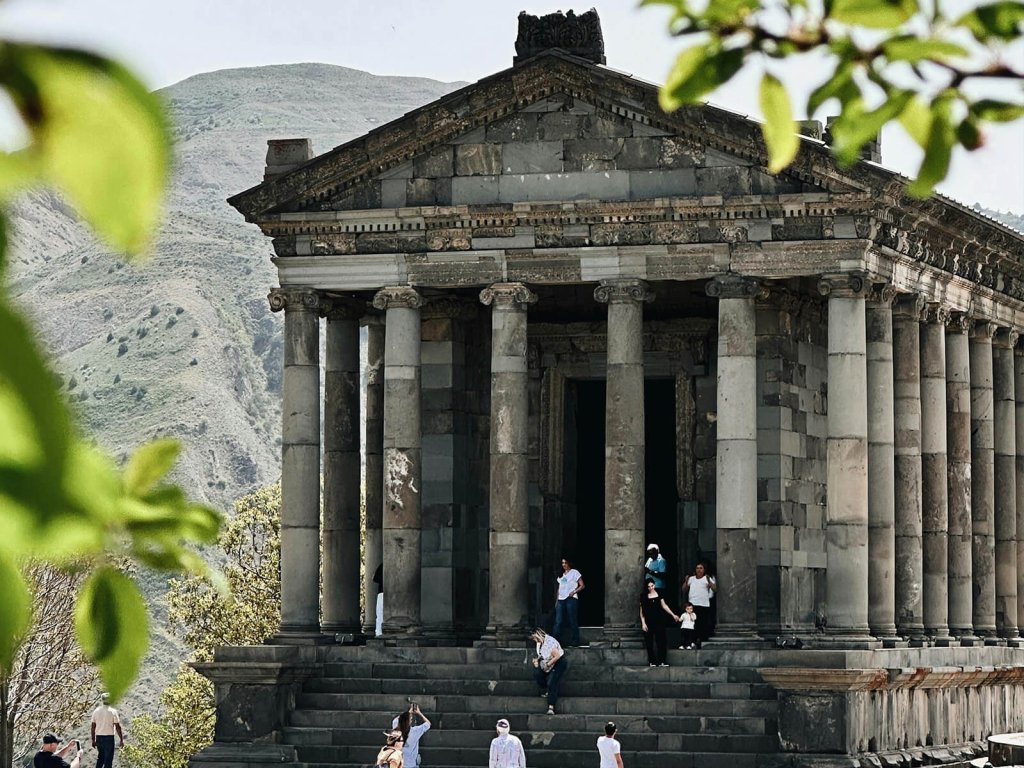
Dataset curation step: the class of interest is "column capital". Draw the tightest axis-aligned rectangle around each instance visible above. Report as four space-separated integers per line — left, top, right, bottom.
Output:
320 297 365 322
866 283 898 306
268 287 323 314
946 312 973 334
705 274 765 300
480 282 538 309
372 286 423 311
817 272 869 299
594 278 654 305
892 293 927 319
993 327 1019 348
971 319 999 340
421 296 478 320
922 302 951 325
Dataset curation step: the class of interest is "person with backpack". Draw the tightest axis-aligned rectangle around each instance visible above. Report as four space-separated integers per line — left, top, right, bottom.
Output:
375 729 404 768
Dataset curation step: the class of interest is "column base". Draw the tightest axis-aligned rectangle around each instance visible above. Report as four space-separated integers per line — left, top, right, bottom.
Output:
880 637 908 649
953 632 981 646
420 625 459 647
811 630 880 650
597 626 645 648
477 624 530 647
703 635 767 650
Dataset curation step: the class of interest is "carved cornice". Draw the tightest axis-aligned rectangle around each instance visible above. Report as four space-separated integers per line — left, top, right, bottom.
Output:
420 296 478 320
971 320 999 340
994 328 1020 349
817 273 869 299
267 287 322 314
892 293 927 319
594 279 654 305
480 282 539 310
372 286 423 311
320 298 365 321
705 275 765 300
947 312 973 333
922 303 951 325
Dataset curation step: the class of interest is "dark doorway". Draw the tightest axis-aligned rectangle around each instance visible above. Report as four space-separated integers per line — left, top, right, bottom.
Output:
644 379 679 597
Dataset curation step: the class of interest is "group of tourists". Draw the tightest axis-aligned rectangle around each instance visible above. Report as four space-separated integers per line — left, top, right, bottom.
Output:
550 545 718 666
33 695 125 768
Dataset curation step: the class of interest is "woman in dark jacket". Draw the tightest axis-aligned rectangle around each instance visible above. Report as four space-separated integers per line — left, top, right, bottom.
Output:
640 577 678 666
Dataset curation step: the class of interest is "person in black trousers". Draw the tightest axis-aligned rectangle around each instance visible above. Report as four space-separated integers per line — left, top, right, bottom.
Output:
640 578 679 666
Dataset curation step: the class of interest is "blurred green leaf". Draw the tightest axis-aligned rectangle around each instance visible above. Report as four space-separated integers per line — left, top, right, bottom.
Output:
74 567 149 702
956 116 984 149
0 150 38 201
882 35 969 62
807 63 859 117
0 554 30 672
908 97 956 196
660 44 745 110
829 0 919 27
123 438 180 497
898 96 934 147
0 44 169 254
760 73 801 173
972 98 1024 121
956 1 1024 40
830 89 914 164
704 0 761 26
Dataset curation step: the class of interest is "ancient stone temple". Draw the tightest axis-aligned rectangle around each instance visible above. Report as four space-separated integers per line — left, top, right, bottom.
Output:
194 10 1024 768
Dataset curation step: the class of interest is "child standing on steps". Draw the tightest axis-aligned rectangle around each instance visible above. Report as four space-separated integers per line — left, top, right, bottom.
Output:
678 603 698 649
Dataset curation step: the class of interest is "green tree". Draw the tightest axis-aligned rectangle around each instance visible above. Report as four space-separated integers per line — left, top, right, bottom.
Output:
122 485 281 768
0 40 223 701
644 0 1024 195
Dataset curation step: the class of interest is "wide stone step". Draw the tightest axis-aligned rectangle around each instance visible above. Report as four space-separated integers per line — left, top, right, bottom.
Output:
320 645 732 666
298 752 773 768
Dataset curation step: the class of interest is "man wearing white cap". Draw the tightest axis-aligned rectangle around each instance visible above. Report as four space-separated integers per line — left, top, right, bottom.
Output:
644 544 666 589
488 718 525 768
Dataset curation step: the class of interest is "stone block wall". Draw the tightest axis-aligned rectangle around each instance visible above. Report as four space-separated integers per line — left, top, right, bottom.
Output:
756 293 829 633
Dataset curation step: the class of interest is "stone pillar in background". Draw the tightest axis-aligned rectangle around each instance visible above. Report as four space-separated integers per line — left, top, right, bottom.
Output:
1015 344 1024 637
595 278 653 645
969 320 997 640
706 275 761 640
891 293 925 641
480 283 537 643
866 285 899 640
361 315 385 637
993 328 1019 640
372 286 424 638
321 300 363 636
920 305 952 641
819 274 872 641
946 313 976 642
268 287 323 637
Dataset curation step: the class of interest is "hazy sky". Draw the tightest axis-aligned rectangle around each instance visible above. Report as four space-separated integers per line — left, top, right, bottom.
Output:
0 0 1021 212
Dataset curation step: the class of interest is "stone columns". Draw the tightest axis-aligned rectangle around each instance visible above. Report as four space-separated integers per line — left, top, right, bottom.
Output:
372 286 424 637
1015 344 1024 636
866 286 899 640
819 274 871 640
969 320 997 639
268 288 323 637
920 305 951 641
993 328 1019 639
321 300 363 636
595 278 653 644
480 283 537 642
361 316 385 637
706 275 761 639
945 313 975 641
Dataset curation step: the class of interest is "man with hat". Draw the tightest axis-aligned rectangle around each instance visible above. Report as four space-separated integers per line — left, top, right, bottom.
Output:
644 544 666 589
488 717 526 768
34 734 83 768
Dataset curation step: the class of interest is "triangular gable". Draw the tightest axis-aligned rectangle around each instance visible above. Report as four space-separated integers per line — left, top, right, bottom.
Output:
227 52 874 221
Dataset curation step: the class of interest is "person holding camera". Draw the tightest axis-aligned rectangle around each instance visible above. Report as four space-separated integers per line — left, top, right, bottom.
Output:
90 693 124 768
34 734 83 768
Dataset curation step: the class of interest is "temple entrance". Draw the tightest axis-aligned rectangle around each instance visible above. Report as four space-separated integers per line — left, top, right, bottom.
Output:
644 379 679 594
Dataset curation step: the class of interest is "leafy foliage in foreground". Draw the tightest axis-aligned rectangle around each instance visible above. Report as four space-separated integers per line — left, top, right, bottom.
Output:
644 0 1024 195
0 41 222 701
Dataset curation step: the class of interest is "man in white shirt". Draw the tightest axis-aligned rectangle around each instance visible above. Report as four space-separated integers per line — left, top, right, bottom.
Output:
551 557 584 647
682 562 717 646
90 694 123 768
488 718 526 768
597 722 624 768
530 628 568 715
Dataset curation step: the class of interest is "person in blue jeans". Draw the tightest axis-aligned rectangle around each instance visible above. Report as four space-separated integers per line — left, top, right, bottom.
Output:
552 557 584 646
531 628 568 714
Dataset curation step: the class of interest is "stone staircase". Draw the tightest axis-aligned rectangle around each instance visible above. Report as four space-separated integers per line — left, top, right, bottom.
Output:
283 645 780 768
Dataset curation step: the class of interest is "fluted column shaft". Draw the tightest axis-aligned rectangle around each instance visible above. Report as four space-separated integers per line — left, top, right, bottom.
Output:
970 321 997 638
269 287 322 635
867 287 899 639
596 279 653 642
481 283 537 641
373 286 424 636
993 329 1019 638
920 306 951 639
706 276 760 638
361 316 385 636
1015 346 1024 636
946 314 975 639
821 274 871 638
322 301 363 634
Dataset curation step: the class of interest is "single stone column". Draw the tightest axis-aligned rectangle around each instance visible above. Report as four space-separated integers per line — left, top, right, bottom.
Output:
969 320 997 639
480 283 537 643
866 285 899 640
993 328 1019 639
268 287 322 637
1015 344 1024 638
891 293 925 641
595 279 653 645
706 275 761 639
321 300 363 636
361 315 385 637
946 313 976 642
372 286 424 637
819 274 871 641
920 305 952 641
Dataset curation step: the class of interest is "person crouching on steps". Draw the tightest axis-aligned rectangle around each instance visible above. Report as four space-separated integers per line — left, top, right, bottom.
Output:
530 628 567 715
375 729 404 768
640 578 678 666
